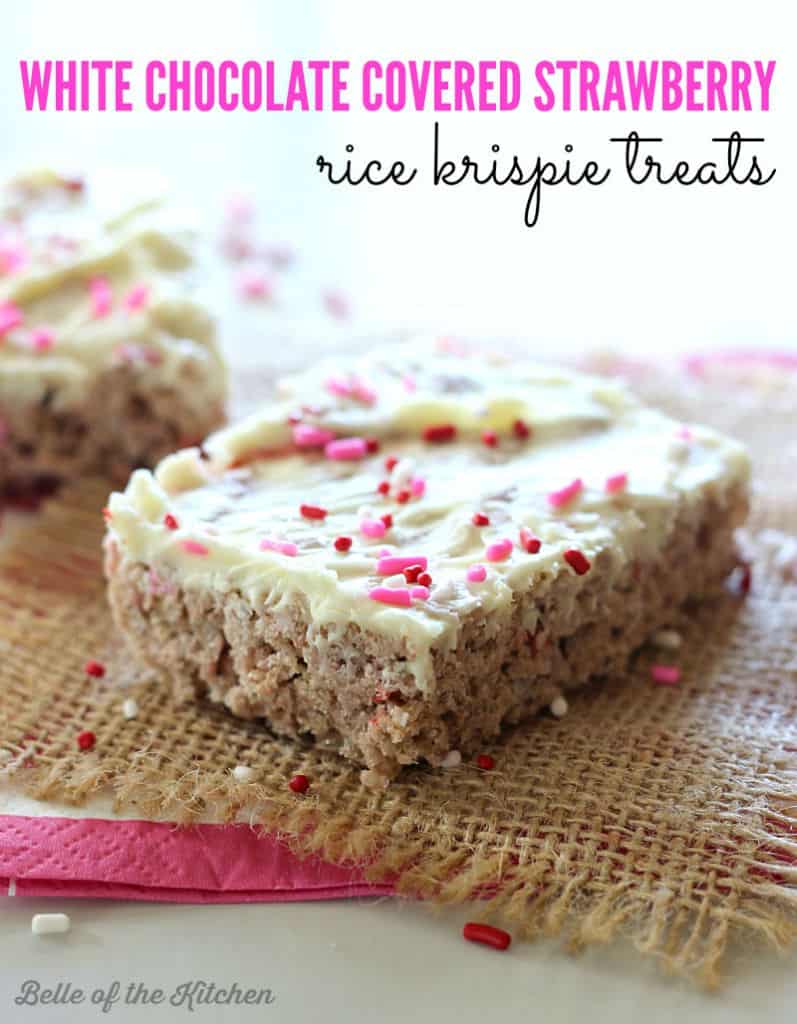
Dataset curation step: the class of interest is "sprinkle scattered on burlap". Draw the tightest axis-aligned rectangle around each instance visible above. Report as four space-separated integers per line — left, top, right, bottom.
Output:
1 353 796 989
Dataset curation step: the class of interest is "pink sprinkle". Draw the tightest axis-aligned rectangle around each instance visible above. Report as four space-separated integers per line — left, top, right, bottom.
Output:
548 478 584 509
225 192 256 223
369 587 412 607
651 664 681 685
676 426 693 441
605 472 628 494
181 539 209 556
89 276 112 318
323 289 350 320
360 518 387 539
0 239 26 276
411 586 430 600
0 302 23 338
325 375 352 398
402 375 417 393
410 477 426 498
351 379 377 405
259 537 298 557
124 283 150 311
486 539 513 563
377 556 428 575
30 327 55 352
467 564 487 583
236 266 272 301
325 437 368 461
292 424 336 448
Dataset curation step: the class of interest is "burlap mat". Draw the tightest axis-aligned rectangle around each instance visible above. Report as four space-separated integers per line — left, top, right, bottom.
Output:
1 353 796 989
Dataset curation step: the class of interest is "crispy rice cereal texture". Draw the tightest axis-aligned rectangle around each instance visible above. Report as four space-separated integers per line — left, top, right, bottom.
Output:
103 348 750 785
1 354 796 988
0 169 227 492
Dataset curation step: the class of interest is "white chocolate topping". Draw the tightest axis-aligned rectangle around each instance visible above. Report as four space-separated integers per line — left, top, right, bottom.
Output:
0 169 225 416
106 347 750 690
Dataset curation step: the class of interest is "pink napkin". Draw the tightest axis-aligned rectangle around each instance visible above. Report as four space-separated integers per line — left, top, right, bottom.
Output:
0 815 394 903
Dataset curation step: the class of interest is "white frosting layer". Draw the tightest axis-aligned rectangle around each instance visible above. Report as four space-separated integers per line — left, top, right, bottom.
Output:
106 347 750 690
0 169 225 415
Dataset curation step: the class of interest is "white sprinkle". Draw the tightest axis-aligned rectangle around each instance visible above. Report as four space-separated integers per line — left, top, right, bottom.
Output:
550 696 569 718
652 629 682 650
121 697 139 720
32 913 71 935
232 765 255 783
441 750 461 768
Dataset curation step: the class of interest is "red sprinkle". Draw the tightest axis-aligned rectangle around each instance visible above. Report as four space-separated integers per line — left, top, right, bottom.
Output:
519 527 541 554
365 437 380 454
84 660 106 678
462 922 511 951
476 754 495 771
163 513 179 531
417 572 432 588
77 731 96 751
289 774 310 794
564 549 591 575
300 504 328 520
403 564 424 584
334 536 352 552
377 480 390 496
380 513 393 529
472 512 490 527
512 419 530 440
396 489 411 504
384 456 398 472
422 423 457 444
481 430 498 448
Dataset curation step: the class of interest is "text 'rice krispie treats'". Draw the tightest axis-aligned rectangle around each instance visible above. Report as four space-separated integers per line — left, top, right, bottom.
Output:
104 346 750 785
0 169 227 493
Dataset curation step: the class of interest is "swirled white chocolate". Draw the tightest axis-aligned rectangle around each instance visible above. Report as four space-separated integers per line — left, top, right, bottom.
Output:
106 348 750 689
0 169 225 416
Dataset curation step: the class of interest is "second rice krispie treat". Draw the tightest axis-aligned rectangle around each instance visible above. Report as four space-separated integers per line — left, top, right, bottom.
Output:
0 169 227 493
104 347 750 785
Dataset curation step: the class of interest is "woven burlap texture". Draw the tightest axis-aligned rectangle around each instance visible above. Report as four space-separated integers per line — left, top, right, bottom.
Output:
1 356 796 989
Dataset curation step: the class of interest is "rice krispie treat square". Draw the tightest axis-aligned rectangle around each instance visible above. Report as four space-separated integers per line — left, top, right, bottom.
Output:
0 169 226 493
104 346 750 785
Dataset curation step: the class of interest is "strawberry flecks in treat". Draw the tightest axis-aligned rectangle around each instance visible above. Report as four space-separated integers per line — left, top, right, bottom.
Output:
77 731 96 751
333 535 352 552
123 283 150 311
325 437 368 461
88 276 112 318
472 512 490 527
486 539 513 562
466 564 487 583
519 527 541 554
411 586 430 600
181 539 210 556
163 513 179 530
651 664 681 685
481 429 499 448
378 555 428 575
423 423 457 444
512 419 531 440
373 688 402 704
323 289 350 320
293 424 336 448
462 922 511 951
369 586 412 607
476 754 495 771
548 478 584 509
236 266 272 301
260 537 298 557
360 518 387 540
563 549 591 575
288 773 310 794
0 301 23 338
29 327 55 352
299 504 327 521
84 659 106 678
605 472 628 494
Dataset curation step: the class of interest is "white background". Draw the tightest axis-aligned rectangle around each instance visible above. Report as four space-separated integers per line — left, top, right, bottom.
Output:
1 2 795 1021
